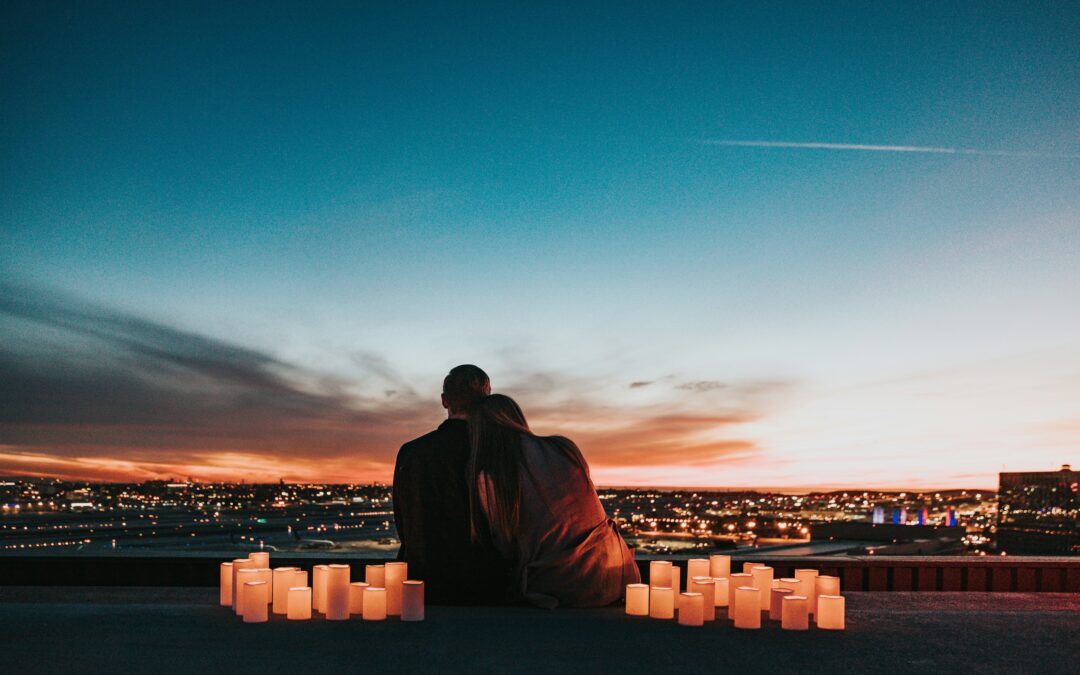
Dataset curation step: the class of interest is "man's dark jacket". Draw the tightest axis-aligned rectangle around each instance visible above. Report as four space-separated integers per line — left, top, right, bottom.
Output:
393 418 509 604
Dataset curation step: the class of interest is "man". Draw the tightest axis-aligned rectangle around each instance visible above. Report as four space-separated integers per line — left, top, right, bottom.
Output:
392 364 509 604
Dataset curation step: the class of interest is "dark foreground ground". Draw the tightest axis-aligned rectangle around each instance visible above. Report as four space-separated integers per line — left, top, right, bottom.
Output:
2 588 1077 674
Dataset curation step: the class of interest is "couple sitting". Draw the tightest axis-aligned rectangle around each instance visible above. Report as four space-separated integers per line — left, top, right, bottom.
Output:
393 365 640 608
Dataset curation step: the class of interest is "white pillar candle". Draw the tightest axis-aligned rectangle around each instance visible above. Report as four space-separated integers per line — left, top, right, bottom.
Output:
751 566 774 610
816 575 840 599
770 587 793 621
255 568 273 603
742 562 756 574
794 569 819 614
362 587 387 621
219 562 233 606
293 569 308 588
781 595 809 630
686 559 710 587
402 580 424 621
349 582 369 615
325 564 351 620
272 567 298 614
365 564 385 588
733 587 761 629
671 567 681 608
248 551 269 568
690 577 715 621
231 558 255 611
649 561 672 589
287 587 312 620
709 554 731 579
236 568 261 615
713 577 730 607
625 583 649 616
817 595 845 630
649 586 674 619
385 561 407 616
313 565 329 613
778 578 803 595
727 573 751 619
242 581 269 623
678 592 704 626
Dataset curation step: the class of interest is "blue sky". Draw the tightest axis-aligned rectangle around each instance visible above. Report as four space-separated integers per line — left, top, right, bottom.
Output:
2 1 1078 486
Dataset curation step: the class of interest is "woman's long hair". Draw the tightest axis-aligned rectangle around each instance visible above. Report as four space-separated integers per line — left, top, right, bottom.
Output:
467 394 531 545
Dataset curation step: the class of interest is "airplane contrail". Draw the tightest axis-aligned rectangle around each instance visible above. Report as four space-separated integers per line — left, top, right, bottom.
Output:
702 139 1080 159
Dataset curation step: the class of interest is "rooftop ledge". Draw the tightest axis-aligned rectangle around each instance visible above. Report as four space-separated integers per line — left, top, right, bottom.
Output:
3 587 1078 674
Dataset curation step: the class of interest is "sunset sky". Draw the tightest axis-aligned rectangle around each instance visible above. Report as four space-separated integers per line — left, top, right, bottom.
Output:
2 2 1078 489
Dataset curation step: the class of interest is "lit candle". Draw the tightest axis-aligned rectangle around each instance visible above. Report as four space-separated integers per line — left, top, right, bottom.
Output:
671 567 681 608
219 562 233 606
648 587 674 619
733 587 761 629
727 573 751 619
287 586 312 620
362 587 387 621
313 565 329 613
255 568 273 603
770 587 793 620
686 559 710 587
649 561 672 589
402 580 424 621
816 575 840 598
709 554 731 579
742 562 756 574
778 578 803 595
236 568 261 615
713 577 730 608
293 569 308 588
325 564 351 620
781 595 809 630
272 567 298 614
385 561 407 616
751 566 774 610
248 551 269 568
365 564 385 588
242 581 268 623
231 558 255 611
678 592 704 626
794 569 819 614
625 583 649 616
817 595 845 630
349 582 369 615
690 577 715 621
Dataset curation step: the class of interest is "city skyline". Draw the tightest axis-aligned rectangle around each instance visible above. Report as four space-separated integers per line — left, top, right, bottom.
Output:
3 2 1079 488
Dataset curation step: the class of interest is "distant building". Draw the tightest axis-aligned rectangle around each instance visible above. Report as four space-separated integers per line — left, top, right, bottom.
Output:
997 465 1080 554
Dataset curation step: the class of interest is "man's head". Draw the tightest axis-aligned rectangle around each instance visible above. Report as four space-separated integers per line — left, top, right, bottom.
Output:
441 364 491 416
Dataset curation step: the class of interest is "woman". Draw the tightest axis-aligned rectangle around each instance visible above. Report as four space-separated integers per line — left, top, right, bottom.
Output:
467 394 640 608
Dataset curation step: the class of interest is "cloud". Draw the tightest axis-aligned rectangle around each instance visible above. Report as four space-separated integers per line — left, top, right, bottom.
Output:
675 380 727 393
702 139 1080 159
628 381 653 389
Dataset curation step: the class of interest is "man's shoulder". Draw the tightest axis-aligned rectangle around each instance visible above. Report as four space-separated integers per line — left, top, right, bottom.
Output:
398 421 468 461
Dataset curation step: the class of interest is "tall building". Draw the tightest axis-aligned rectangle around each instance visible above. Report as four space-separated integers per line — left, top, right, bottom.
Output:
997 464 1080 554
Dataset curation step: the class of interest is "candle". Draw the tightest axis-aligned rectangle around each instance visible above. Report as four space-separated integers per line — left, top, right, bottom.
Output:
325 564 351 620
365 564 385 588
794 569 819 614
242 581 268 623
751 566 774 610
742 562 756 574
713 577 730 607
293 569 308 588
648 587 674 619
255 568 273 602
817 595 845 630
313 565 329 613
219 562 233 606
231 558 255 611
816 575 840 600
625 583 649 616
236 568 261 615
385 561 407 616
690 577 715 621
649 561 672 589
287 587 312 620
248 551 269 568
362 587 387 621
671 567 681 608
272 567 298 614
727 573 751 619
778 578 803 596
349 582 369 615
781 595 809 630
402 580 424 621
677 592 704 626
686 559 710 587
733 587 761 629
770 587 793 620
709 554 731 579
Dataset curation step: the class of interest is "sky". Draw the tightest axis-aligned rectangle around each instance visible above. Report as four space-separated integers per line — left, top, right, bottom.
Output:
2 1 1078 489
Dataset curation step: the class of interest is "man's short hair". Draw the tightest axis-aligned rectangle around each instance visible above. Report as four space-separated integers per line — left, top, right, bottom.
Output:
443 364 491 413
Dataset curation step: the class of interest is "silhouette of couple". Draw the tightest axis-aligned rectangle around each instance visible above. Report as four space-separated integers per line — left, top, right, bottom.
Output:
393 365 640 607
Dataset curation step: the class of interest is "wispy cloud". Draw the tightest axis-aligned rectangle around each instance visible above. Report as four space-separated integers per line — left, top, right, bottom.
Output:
702 139 1080 159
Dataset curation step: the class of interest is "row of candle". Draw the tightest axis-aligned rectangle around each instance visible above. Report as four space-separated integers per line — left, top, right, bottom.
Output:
626 556 846 630
219 552 424 623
